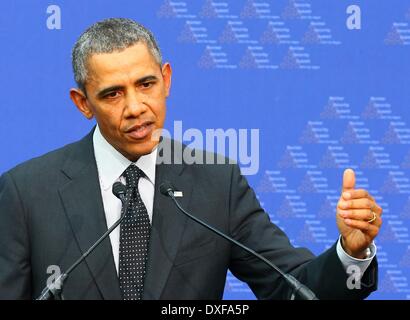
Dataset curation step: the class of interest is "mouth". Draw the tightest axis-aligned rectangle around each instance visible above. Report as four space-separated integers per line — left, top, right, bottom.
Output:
125 122 155 140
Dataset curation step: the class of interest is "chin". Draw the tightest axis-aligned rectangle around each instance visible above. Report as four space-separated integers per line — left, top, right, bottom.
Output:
128 142 156 158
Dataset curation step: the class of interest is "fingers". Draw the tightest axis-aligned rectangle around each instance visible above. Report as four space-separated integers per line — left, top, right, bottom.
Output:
367 194 383 215
342 189 369 200
338 198 374 210
338 191 383 227
342 168 356 192
343 218 380 236
337 183 383 249
340 191 383 215
339 209 382 228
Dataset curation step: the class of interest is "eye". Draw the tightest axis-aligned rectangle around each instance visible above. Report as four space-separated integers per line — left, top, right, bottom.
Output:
141 82 154 89
104 91 121 99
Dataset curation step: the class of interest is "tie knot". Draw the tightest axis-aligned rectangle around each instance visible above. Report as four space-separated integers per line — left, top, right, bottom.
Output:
123 165 144 189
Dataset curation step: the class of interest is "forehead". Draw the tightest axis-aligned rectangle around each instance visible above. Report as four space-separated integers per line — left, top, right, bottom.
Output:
86 42 160 85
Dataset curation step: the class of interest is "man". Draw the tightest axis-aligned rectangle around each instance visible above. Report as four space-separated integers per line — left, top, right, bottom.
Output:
0 18 382 300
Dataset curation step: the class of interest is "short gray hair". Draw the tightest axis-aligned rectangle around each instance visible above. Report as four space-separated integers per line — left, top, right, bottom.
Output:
72 18 162 92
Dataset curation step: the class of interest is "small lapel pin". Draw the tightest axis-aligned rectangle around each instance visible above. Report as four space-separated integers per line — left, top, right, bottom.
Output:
173 191 183 198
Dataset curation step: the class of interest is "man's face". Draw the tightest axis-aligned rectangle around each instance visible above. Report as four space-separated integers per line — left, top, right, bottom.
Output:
71 42 172 161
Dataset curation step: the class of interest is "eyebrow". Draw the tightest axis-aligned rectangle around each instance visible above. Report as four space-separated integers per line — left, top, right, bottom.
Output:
96 75 159 99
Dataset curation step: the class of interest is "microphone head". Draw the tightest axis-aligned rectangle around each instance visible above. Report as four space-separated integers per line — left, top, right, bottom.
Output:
160 181 175 196
112 182 126 199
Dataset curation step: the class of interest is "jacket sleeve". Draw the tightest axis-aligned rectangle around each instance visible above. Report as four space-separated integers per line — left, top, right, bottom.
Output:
0 172 32 299
227 164 377 300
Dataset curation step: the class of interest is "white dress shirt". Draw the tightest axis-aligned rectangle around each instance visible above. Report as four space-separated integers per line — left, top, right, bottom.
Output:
93 126 157 273
93 126 376 278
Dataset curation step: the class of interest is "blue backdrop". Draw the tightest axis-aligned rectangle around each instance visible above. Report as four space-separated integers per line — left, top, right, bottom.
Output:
1 0 410 300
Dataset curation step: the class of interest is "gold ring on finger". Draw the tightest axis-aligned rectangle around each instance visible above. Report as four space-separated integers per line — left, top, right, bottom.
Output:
368 211 376 223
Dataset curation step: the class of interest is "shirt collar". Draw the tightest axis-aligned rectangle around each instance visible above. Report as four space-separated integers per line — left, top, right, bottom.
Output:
93 126 157 191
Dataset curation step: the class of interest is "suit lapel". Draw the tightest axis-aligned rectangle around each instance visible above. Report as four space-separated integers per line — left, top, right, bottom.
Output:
58 130 122 300
57 134 192 300
143 139 192 300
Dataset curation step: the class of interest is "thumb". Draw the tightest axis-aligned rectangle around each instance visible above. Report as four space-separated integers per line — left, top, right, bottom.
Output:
342 168 355 192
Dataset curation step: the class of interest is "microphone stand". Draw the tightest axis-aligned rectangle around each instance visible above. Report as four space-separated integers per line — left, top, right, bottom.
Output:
36 185 131 300
162 184 318 300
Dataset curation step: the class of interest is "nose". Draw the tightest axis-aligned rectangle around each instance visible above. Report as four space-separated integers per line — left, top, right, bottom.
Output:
124 91 148 117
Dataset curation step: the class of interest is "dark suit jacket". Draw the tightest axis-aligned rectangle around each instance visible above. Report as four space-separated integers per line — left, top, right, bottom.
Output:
0 129 377 300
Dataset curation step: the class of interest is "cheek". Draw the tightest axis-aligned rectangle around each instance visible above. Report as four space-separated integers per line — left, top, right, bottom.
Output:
153 105 166 125
95 108 123 131
148 94 167 120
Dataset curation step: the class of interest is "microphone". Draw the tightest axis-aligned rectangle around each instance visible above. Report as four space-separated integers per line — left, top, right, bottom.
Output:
36 182 130 300
113 181 127 202
160 181 318 300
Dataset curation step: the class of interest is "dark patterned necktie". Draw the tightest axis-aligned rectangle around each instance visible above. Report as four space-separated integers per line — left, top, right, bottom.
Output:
119 164 151 300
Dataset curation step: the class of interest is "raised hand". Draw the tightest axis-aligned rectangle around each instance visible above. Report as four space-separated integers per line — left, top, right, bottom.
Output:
336 169 383 259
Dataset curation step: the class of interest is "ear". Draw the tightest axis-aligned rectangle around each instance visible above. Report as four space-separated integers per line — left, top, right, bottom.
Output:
161 63 172 98
70 88 94 119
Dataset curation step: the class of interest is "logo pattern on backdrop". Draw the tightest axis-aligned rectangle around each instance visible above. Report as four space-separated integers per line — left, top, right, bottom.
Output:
158 0 343 70
1 0 409 300
157 1 410 299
